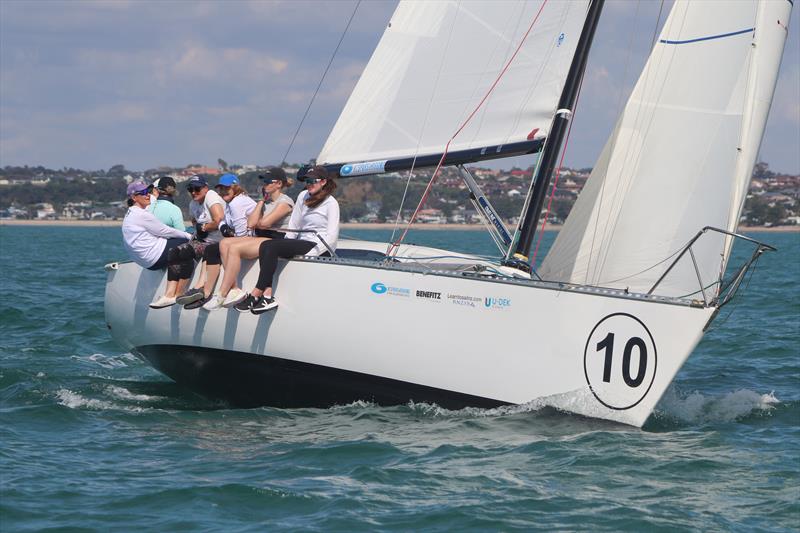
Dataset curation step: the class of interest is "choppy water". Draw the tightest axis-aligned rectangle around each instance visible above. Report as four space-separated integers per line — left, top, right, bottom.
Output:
1 226 798 531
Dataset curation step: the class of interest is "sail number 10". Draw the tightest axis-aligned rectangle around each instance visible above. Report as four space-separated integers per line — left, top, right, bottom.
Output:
584 313 657 410
596 333 647 387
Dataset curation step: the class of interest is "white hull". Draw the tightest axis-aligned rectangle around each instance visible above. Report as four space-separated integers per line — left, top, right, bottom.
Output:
104 240 716 427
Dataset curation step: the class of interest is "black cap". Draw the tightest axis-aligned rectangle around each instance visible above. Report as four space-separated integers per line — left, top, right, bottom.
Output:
260 166 287 183
154 176 176 192
302 165 330 181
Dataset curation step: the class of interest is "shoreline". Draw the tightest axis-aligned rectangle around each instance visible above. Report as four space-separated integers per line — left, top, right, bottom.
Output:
0 219 798 232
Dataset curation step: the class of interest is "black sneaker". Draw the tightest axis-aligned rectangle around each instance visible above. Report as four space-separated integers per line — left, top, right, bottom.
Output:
250 296 278 315
234 294 257 312
184 293 211 310
176 288 204 305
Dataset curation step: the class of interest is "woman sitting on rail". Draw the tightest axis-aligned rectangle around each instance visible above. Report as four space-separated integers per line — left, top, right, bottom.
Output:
205 167 295 309
239 165 339 314
121 180 194 309
188 173 258 311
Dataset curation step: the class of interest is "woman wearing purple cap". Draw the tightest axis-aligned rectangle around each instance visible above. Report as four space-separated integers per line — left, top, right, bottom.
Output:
121 180 194 308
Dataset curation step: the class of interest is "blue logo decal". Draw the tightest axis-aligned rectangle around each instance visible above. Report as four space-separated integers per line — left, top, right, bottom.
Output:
557 32 565 47
484 297 512 309
340 164 353 176
371 282 387 294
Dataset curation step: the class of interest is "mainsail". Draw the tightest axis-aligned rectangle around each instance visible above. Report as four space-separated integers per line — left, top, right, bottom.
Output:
539 0 791 297
318 0 590 169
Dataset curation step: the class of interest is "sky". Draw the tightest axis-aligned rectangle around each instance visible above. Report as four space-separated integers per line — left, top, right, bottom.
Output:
1 0 798 174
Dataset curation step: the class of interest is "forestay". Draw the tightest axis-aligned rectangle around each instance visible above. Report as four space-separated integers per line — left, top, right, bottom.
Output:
318 0 590 167
539 0 791 298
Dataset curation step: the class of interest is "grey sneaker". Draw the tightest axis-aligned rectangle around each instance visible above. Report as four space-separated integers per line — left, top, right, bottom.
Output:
184 293 211 310
176 288 204 305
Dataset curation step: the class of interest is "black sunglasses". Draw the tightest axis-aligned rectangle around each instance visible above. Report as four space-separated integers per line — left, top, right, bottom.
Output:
187 186 204 193
305 178 323 185
133 189 150 197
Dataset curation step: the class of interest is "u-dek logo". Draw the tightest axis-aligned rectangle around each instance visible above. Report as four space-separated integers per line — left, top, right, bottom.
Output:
370 282 410 297
416 290 441 300
484 297 511 309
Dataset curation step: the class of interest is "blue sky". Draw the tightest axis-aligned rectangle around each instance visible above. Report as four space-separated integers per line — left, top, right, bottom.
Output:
1 0 798 173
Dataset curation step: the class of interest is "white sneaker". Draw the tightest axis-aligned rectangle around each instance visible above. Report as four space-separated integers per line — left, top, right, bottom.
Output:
202 294 225 311
222 288 247 308
149 295 176 309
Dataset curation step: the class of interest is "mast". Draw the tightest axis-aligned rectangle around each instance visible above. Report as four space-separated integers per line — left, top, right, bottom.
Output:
509 0 605 266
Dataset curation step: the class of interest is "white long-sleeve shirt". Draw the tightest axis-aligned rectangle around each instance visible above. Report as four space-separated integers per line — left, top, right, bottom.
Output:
122 205 192 268
286 191 340 256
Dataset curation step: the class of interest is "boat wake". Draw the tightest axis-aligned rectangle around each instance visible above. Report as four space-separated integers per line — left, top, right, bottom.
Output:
654 386 780 424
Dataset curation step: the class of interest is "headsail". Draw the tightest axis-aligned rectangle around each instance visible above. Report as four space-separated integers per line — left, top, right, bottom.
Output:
539 0 792 297
318 0 590 170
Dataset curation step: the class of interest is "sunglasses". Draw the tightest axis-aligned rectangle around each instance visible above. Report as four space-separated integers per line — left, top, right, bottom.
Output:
305 178 323 185
133 189 150 197
187 186 204 193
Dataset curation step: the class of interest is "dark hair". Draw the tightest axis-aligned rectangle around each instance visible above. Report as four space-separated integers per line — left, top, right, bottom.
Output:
305 178 337 209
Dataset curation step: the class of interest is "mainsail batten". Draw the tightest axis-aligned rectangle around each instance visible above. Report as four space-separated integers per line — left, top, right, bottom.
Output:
539 0 791 297
317 0 590 167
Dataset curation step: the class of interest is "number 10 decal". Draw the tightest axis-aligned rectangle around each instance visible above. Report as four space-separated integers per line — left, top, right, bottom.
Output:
584 313 657 410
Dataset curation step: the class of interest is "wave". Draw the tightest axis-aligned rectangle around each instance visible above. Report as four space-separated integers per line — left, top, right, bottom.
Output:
70 352 138 370
654 387 780 424
55 388 138 411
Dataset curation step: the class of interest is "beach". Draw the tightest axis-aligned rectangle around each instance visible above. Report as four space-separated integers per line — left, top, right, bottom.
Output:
1 219 797 232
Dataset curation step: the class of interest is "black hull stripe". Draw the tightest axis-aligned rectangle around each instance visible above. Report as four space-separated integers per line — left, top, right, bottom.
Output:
135 344 508 410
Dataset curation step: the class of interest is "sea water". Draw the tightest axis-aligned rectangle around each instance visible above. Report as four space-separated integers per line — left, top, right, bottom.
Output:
1 226 797 531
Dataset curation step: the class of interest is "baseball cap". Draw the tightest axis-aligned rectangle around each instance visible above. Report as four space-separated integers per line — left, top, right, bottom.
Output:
302 165 330 181
217 173 239 187
126 180 150 196
154 176 176 192
186 175 208 188
260 166 287 183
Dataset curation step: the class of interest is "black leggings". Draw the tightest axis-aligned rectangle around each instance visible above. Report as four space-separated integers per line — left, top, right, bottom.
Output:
148 237 195 281
204 242 222 266
256 239 316 291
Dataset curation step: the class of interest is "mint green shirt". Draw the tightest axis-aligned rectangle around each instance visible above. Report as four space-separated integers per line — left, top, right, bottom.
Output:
148 198 185 231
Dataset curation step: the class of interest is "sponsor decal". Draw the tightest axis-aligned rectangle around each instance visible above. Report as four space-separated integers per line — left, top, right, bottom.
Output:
557 32 565 47
340 160 388 177
484 297 512 309
446 293 482 308
370 282 410 297
415 290 442 301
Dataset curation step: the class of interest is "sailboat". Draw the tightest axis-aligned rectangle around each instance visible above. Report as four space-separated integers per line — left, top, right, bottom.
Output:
104 0 792 427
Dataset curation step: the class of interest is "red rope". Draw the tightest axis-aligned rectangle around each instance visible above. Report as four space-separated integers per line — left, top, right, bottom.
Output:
388 0 550 256
530 76 584 268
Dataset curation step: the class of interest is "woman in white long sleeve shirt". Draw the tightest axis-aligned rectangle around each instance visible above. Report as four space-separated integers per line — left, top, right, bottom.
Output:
239 165 339 314
122 180 194 308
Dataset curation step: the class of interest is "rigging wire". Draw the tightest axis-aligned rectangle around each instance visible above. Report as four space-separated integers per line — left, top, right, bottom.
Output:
387 0 550 257
280 0 362 166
